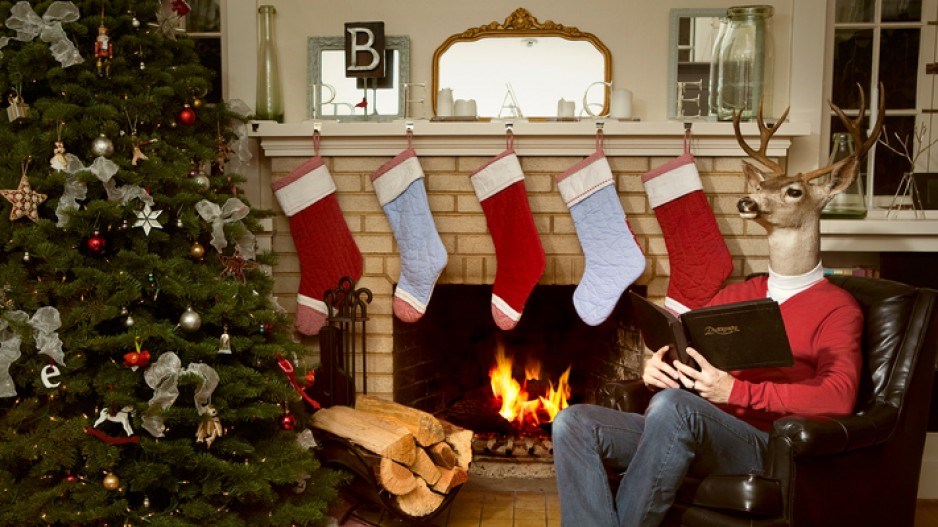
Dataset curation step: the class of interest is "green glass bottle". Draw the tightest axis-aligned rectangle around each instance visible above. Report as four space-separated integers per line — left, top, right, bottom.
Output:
256 5 283 122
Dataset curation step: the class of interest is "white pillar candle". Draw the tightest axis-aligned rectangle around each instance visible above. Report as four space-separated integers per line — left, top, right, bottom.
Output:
454 99 477 117
610 89 633 119
557 98 575 118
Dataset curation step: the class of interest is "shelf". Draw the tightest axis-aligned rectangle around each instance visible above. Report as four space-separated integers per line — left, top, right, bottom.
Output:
821 210 938 252
249 119 811 158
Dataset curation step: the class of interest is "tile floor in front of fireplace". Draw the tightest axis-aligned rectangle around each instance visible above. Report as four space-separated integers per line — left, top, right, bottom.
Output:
333 476 561 527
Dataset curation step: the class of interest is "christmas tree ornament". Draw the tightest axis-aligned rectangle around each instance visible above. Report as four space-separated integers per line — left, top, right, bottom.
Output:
133 204 163 236
91 133 114 157
179 307 201 332
557 136 645 326
124 315 135 327
189 241 205 260
94 9 113 78
171 0 192 16
142 496 150 508
40 362 62 388
131 138 157 166
123 338 151 370
469 147 546 330
103 473 120 491
131 14 141 28
6 92 29 123
93 405 135 437
280 410 296 431
86 230 106 254
219 250 258 284
195 404 223 448
147 273 160 300
217 325 232 354
22 251 29 263
50 123 68 171
193 173 210 190
192 97 202 109
177 104 196 126
1 160 48 223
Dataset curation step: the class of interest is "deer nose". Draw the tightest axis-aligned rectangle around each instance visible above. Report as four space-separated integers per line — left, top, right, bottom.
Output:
737 197 759 219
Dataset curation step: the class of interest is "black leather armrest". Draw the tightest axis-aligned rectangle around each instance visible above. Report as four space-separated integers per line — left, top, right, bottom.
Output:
691 473 783 516
770 403 898 457
596 379 652 413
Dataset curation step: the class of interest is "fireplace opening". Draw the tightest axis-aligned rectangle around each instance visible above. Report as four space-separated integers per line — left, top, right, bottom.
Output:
392 284 645 442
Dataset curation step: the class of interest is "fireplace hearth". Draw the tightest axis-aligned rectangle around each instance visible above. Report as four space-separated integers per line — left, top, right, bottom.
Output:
392 284 644 437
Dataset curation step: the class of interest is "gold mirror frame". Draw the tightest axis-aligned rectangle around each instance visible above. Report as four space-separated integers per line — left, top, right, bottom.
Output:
432 8 612 118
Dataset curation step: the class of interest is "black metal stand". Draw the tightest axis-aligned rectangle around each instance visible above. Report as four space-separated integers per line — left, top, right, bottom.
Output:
315 276 372 407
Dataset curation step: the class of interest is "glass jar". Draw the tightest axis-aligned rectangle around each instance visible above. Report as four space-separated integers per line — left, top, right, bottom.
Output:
821 132 868 219
256 5 283 122
708 17 729 117
715 5 775 121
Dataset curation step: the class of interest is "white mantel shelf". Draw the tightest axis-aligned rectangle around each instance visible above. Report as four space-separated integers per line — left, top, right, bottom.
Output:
250 119 811 158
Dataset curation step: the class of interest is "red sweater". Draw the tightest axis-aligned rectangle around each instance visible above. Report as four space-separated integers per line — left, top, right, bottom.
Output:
706 277 863 431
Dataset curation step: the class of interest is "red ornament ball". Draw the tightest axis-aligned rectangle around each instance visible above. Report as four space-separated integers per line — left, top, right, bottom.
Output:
304 370 316 386
177 104 197 126
280 413 297 430
86 232 106 254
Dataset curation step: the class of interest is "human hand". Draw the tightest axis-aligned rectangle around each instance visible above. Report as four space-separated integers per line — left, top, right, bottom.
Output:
642 346 681 390
673 347 734 403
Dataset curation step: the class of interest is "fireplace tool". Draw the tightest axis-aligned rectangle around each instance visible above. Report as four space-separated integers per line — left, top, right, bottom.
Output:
314 276 371 407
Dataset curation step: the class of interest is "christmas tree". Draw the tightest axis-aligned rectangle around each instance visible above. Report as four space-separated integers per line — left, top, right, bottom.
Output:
0 1 343 525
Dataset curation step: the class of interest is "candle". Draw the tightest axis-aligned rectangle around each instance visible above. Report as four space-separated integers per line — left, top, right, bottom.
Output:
610 89 633 119
437 88 454 117
557 98 575 118
455 99 477 117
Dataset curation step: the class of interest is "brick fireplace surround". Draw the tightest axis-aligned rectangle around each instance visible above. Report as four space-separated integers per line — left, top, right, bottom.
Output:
251 124 790 404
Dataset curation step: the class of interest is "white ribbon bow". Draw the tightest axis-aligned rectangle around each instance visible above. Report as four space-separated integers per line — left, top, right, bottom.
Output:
5 1 84 67
142 352 219 437
0 310 28 398
56 155 154 226
29 306 64 367
195 198 255 258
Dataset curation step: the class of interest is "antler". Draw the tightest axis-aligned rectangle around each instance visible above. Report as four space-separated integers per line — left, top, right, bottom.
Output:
802 83 886 182
732 99 791 177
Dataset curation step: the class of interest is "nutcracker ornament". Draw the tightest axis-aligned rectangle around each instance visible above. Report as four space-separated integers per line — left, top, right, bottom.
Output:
94 17 113 78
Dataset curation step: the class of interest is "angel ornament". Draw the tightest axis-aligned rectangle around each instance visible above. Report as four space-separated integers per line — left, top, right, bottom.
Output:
50 141 68 171
195 404 223 448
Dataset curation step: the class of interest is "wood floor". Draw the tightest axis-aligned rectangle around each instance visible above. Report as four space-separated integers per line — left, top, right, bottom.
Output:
918 501 938 527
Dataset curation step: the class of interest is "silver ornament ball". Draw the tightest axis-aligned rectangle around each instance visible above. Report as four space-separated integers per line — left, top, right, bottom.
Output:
179 307 202 332
193 174 211 190
92 133 114 157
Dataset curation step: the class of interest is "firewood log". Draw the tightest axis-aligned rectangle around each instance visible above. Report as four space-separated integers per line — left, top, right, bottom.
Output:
310 405 416 465
439 419 473 470
378 457 419 496
408 447 442 485
395 478 444 518
426 441 457 470
355 394 446 447
432 466 469 494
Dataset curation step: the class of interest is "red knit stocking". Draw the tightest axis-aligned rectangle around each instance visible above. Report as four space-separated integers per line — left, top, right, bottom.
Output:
471 150 546 330
272 156 362 335
642 138 732 312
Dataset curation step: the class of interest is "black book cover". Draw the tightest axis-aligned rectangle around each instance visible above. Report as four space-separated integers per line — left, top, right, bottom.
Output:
628 292 793 371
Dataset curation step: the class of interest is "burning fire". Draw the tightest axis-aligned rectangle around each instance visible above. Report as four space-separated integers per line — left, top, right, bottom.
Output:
489 345 572 428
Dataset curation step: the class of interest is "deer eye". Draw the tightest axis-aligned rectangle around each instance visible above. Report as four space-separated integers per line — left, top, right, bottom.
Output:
786 187 803 199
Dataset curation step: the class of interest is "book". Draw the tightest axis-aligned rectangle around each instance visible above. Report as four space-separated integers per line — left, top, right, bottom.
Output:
628 292 794 371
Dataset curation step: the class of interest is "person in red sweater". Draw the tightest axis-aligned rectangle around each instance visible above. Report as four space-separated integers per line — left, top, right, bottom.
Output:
552 263 863 527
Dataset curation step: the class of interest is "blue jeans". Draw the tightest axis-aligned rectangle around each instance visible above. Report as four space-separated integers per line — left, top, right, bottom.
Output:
552 389 769 527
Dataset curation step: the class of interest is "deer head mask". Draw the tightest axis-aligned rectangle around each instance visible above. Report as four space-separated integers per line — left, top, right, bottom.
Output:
734 87 885 230
732 86 884 274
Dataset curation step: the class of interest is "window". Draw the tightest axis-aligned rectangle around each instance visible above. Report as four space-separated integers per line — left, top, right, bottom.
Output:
826 0 937 209
162 0 223 103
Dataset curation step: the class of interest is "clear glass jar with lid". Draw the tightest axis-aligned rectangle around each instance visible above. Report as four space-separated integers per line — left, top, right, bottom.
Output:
715 5 775 121
821 132 868 219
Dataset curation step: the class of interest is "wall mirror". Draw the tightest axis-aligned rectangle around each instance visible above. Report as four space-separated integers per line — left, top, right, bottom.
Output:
307 35 410 121
668 8 726 120
433 8 611 119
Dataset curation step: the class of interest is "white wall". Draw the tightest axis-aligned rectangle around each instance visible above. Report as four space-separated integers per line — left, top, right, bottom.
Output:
225 1 828 157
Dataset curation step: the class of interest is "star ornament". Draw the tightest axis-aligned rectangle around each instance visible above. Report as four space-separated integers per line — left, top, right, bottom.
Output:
219 250 258 285
133 204 163 236
1 175 47 222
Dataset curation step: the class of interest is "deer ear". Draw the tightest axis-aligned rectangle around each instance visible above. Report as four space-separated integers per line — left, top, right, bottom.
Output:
829 157 859 195
741 161 767 190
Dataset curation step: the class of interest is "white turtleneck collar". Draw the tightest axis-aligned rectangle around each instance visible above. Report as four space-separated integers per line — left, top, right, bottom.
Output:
767 262 825 303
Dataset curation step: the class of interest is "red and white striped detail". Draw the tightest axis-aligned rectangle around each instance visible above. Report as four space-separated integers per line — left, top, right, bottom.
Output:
470 151 525 201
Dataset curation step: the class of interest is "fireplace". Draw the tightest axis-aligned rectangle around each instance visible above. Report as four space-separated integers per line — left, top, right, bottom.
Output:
391 284 645 433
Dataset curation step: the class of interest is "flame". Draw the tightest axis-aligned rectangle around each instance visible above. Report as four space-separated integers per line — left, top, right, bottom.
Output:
489 344 572 427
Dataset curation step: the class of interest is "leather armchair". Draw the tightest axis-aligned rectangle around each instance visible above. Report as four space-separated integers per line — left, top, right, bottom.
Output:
596 276 938 527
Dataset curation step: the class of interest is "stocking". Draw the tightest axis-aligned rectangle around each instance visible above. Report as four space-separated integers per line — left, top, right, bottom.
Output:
642 135 732 313
470 148 545 330
558 144 645 325
272 155 362 335
371 148 447 322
